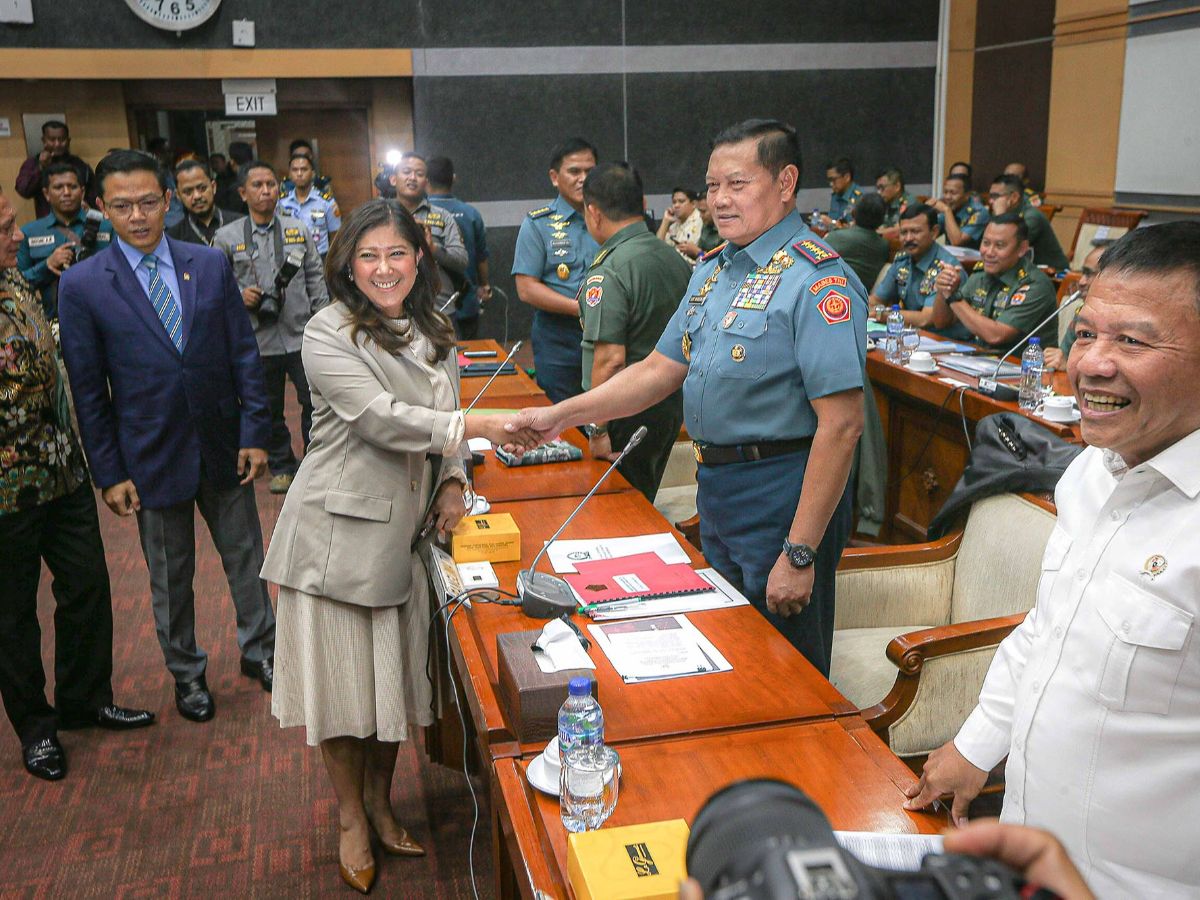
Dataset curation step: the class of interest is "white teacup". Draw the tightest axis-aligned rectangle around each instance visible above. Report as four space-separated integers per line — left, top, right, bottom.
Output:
543 737 562 777
1037 395 1076 422
908 351 937 372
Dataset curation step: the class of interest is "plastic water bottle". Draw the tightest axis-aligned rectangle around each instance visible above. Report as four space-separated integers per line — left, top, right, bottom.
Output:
1019 338 1044 411
885 306 904 364
811 208 821 228
558 676 604 762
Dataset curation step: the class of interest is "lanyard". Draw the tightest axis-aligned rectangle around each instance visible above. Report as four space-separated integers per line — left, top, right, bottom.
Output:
187 208 224 246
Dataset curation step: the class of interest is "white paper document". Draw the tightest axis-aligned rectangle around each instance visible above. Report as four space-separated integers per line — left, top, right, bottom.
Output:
582 568 750 621
834 832 944 872
587 615 731 683
467 437 493 453
546 532 690 574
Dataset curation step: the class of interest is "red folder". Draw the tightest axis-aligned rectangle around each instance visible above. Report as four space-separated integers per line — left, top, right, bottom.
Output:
563 552 711 605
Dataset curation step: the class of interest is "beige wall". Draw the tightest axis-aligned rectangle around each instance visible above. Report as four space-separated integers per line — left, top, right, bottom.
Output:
0 81 130 223
1044 1 1129 252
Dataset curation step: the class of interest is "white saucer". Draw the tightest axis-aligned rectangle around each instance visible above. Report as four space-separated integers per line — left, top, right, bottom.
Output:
526 754 561 796
1037 408 1081 424
905 363 938 374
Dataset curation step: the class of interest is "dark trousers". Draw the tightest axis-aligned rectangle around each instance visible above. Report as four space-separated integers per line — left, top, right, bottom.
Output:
609 393 684 502
531 312 583 404
0 484 114 745
696 449 852 676
135 479 276 682
262 351 312 476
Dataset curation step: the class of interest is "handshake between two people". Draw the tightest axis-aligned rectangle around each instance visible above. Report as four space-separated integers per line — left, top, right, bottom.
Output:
468 406 565 458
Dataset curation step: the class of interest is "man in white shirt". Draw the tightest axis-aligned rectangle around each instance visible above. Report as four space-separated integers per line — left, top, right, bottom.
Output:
904 221 1200 899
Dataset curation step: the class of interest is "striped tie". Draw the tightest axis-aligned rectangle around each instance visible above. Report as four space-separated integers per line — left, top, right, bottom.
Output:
142 253 182 351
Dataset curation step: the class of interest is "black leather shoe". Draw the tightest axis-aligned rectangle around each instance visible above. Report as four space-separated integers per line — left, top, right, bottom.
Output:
175 677 215 722
23 737 67 781
240 656 273 693
60 704 156 731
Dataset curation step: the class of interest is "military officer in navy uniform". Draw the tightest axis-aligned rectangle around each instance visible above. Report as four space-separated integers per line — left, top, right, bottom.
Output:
870 204 970 340
823 157 863 229
510 120 867 675
17 162 112 319
932 173 988 249
511 138 600 403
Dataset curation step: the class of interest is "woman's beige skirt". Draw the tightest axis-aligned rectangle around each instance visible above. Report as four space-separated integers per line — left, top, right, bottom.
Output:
271 576 434 747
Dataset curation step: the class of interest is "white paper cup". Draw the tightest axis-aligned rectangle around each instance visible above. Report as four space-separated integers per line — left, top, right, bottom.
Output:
1038 395 1076 422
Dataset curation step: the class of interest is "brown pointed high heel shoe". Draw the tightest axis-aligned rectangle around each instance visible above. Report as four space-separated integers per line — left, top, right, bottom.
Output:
374 825 426 857
339 857 376 894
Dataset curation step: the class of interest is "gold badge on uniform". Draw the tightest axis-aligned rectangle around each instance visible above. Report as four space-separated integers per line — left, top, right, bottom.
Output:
731 344 746 362
552 231 568 239
556 263 570 280
682 331 692 361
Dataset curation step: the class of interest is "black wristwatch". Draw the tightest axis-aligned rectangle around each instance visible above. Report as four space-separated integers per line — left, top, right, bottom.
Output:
782 538 816 569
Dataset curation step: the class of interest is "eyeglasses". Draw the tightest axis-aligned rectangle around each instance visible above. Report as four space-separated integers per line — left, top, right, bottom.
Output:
105 195 166 217
987 192 1007 200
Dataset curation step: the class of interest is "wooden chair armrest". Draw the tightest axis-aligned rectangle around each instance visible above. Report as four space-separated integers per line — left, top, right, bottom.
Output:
886 613 1028 669
839 531 962 571
676 514 701 552
860 613 1026 736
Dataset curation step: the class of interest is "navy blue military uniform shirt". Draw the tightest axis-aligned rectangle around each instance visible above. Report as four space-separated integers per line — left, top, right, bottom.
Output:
430 192 489 320
656 209 867 445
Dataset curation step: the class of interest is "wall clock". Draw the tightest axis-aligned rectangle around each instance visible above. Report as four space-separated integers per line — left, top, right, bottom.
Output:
124 0 221 32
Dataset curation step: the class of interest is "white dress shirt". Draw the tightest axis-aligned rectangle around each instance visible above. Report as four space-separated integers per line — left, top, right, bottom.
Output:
955 429 1200 899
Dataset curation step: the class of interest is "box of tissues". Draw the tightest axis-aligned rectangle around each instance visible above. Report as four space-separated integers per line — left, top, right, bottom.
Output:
497 622 597 743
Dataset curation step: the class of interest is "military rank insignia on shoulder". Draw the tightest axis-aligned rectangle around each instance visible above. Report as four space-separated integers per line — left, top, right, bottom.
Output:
973 261 985 272
590 247 612 269
527 206 553 219
792 238 839 266
699 242 726 262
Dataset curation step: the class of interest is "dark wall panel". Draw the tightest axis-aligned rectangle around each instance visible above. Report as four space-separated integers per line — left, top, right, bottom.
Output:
413 75 626 202
970 45 1053 192
0 0 621 49
975 0 1055 48
474 227 534 345
624 69 937 194
626 0 941 44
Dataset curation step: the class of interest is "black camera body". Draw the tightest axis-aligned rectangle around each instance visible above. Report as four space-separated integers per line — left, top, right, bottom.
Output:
256 249 304 326
73 209 105 263
688 780 1039 900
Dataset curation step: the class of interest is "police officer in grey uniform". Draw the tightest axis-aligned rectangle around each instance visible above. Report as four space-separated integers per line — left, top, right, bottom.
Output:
390 152 468 312
510 120 867 674
213 160 328 494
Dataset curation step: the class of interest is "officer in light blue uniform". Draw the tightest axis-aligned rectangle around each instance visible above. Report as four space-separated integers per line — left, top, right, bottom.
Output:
515 121 867 675
871 203 972 341
278 154 340 257
511 138 600 403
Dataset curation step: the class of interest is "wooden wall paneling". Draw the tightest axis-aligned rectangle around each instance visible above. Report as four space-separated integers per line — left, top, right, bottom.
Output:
943 0 978 185
256 108 373 216
887 397 971 542
1044 1 1130 255
368 78 415 193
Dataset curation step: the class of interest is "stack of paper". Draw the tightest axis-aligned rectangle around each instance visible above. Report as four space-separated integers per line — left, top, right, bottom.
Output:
834 832 944 871
587 615 732 683
546 533 691 573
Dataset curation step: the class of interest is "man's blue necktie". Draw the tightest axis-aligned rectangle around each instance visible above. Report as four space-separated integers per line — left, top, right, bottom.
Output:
142 253 182 351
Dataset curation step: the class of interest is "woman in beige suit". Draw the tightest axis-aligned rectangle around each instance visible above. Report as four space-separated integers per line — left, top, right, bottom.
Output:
261 199 534 893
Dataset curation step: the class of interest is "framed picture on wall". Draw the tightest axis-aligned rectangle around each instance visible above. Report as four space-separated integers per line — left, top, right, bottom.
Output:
22 113 67 156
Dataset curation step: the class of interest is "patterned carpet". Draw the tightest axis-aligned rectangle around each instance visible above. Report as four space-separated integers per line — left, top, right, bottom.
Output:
0 430 493 898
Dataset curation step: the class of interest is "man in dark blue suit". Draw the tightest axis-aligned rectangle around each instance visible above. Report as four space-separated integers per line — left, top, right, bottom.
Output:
59 151 277 724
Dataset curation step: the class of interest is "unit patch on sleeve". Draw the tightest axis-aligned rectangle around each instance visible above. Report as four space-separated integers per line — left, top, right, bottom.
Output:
808 274 848 295
585 284 603 307
816 289 852 325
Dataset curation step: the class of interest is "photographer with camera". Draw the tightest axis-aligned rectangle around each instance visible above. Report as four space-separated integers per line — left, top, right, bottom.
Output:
17 162 112 320
214 160 328 494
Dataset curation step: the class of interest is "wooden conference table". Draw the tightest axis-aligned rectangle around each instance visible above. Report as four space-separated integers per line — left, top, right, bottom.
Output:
868 336 1082 543
451 339 948 898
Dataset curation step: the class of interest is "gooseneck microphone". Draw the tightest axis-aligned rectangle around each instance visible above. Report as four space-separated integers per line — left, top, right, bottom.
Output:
518 426 648 618
462 340 523 415
976 289 1081 403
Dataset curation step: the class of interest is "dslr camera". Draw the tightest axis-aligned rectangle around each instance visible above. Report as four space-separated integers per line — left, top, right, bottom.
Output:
255 249 305 326
73 209 105 263
687 780 1047 900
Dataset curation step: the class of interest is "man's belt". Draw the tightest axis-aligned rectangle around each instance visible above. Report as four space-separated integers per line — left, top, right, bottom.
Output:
692 437 813 466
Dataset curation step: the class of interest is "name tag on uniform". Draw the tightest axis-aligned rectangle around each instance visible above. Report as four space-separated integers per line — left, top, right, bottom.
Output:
283 228 305 245
28 235 55 248
97 233 112 243
311 211 325 221
730 271 781 310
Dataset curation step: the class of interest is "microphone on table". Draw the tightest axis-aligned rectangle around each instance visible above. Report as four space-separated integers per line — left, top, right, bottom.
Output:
518 426 648 618
462 339 523 415
438 290 462 313
975 289 1081 403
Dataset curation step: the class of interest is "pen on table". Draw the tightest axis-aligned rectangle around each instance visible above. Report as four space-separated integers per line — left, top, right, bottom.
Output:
578 596 657 614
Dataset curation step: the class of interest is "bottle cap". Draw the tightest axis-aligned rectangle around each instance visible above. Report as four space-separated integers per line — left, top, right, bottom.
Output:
568 676 592 696
1029 337 1041 345
892 305 900 311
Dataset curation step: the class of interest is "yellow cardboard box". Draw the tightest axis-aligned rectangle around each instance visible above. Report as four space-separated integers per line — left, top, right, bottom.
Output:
450 513 521 563
567 819 689 900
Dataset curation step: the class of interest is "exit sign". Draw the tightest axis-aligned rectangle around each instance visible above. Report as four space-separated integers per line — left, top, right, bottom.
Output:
221 78 277 117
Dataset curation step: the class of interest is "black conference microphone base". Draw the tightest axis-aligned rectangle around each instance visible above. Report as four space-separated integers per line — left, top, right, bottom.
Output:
517 570 579 619
976 377 1019 403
